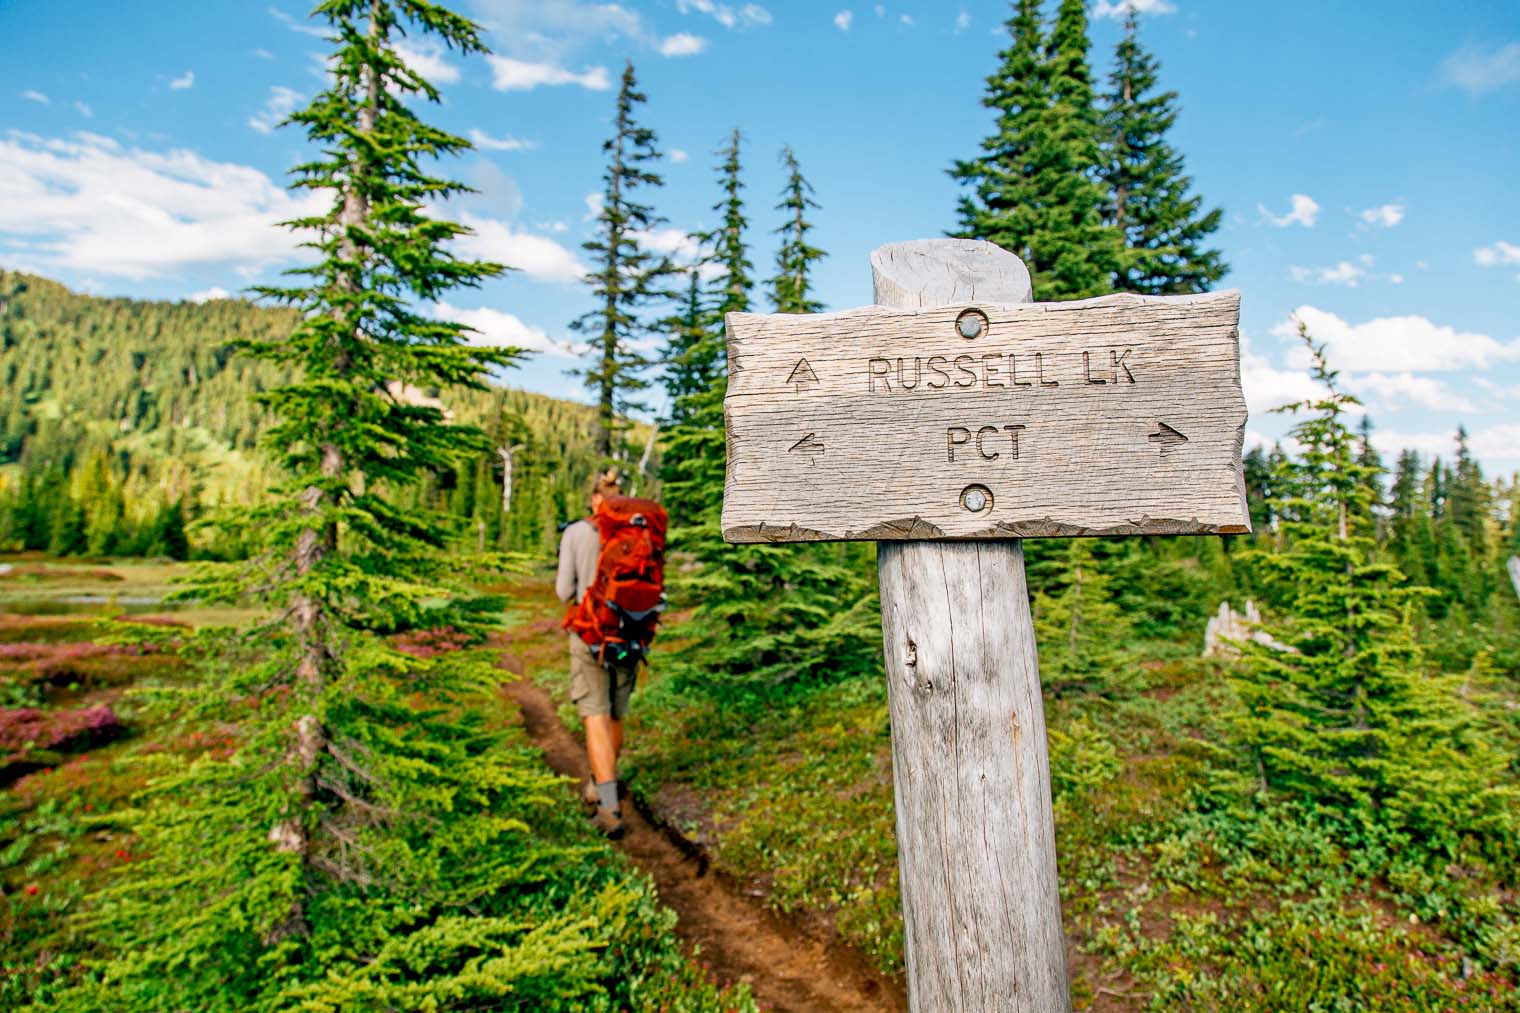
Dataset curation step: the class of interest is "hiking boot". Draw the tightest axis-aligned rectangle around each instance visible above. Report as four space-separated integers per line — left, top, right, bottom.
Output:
590 807 625 840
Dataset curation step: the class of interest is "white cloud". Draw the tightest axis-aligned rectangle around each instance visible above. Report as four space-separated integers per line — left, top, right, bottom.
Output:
1358 203 1404 228
1443 41 1520 95
1474 240 1520 267
468 128 537 152
1290 260 1366 287
253 48 274 60
393 38 459 84
1274 305 1520 372
955 10 970 32
432 301 581 357
676 0 771 29
248 86 302 134
1240 335 1321 417
1389 273 1404 285
1259 193 1318 228
670 148 689 164
659 32 708 56
634 227 703 262
74 101 93 119
454 212 586 283
188 285 231 303
833 9 852 30
1094 0 1177 19
583 191 604 221
0 130 323 281
486 56 610 91
1348 372 1473 413
899 13 914 26
1372 424 1520 468
22 90 49 105
169 70 195 91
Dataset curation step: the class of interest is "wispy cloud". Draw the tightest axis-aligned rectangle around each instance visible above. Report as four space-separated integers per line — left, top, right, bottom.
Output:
248 85 302 134
454 212 587 283
1258 193 1318 228
433 301 582 357
659 32 708 57
468 128 537 152
169 70 195 90
268 6 326 38
0 130 322 280
22 90 49 105
393 38 459 84
833 10 852 30
486 56 610 92
1093 0 1177 19
1474 240 1520 267
1357 202 1403 228
1289 260 1367 287
955 10 970 33
1443 40 1520 95
670 149 689 164
74 101 93 119
675 0 772 30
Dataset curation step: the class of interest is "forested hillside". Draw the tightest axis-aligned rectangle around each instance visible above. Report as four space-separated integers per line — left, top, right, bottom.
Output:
0 270 653 559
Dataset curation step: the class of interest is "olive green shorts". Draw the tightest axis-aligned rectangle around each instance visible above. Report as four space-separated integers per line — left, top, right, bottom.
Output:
568 634 638 720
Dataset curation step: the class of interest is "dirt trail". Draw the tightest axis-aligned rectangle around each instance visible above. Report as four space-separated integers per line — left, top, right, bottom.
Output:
497 652 907 1012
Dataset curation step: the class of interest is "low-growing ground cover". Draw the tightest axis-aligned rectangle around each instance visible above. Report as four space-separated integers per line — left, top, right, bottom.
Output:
508 565 1520 1011
0 567 759 1012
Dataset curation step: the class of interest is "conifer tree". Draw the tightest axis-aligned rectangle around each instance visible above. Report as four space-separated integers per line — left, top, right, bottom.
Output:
1033 538 1136 697
1227 327 1511 843
769 145 826 314
951 0 1120 299
1100 11 1226 294
574 62 670 460
47 5 714 1007
661 128 750 529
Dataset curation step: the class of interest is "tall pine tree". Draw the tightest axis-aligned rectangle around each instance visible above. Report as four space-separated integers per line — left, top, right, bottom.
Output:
951 0 1120 299
574 61 669 460
1100 10 1226 294
769 145 826 314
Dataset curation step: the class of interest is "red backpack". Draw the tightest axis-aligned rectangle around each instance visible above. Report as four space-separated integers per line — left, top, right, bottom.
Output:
564 494 668 665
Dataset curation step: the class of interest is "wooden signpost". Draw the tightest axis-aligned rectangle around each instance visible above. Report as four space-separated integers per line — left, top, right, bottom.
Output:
721 239 1249 1012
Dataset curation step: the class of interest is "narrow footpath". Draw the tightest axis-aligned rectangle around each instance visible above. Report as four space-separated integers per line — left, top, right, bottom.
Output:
496 646 907 1013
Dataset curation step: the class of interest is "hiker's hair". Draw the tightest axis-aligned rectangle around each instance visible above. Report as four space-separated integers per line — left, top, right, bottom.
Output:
591 469 622 500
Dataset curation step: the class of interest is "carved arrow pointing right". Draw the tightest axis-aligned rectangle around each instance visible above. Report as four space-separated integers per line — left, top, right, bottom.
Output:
1148 421 1189 456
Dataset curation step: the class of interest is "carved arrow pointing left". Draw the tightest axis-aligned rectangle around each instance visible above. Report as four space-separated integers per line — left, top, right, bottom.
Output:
789 432 825 465
1148 421 1189 456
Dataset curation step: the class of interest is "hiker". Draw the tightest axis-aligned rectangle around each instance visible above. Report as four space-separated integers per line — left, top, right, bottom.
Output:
556 470 667 839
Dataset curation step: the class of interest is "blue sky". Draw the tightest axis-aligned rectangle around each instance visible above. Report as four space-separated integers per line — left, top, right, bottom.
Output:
2 0 1517 471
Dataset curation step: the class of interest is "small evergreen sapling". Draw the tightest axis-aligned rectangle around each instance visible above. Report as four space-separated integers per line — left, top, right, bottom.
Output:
769 145 826 315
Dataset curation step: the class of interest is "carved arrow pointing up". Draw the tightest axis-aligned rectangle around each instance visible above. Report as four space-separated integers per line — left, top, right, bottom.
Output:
1148 422 1189 456
789 432 825 465
785 357 819 392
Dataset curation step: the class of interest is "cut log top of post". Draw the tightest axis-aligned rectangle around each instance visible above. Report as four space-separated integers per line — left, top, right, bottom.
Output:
720 240 1249 544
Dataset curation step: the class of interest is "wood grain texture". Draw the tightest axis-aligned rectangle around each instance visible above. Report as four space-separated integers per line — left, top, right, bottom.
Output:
872 240 1070 1012
721 283 1249 543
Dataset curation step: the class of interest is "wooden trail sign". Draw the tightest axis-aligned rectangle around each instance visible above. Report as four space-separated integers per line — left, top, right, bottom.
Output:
720 239 1249 1012
722 266 1247 543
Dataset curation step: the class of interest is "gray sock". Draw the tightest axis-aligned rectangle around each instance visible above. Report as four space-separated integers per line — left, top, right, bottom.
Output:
595 779 619 813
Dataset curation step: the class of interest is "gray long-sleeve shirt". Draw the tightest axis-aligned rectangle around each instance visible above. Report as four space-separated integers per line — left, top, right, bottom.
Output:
555 519 600 603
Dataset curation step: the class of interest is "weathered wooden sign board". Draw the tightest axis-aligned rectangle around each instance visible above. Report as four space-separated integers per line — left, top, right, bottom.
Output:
720 239 1249 1013
722 290 1248 543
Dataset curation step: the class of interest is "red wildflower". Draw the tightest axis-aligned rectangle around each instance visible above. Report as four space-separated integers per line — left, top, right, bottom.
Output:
25 885 37 895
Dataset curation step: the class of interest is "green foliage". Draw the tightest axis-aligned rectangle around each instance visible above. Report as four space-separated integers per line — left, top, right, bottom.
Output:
573 62 671 459
1032 538 1137 697
1226 328 1514 845
1100 11 1227 294
768 145 826 314
950 0 1121 299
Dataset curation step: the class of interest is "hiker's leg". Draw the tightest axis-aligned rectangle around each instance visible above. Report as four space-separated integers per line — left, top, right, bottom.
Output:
610 718 623 757
584 715 618 784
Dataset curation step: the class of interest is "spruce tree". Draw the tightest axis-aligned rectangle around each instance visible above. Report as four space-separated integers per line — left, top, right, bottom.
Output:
573 62 670 460
951 0 1120 299
47 5 724 1008
1226 327 1511 843
769 145 826 314
1032 538 1136 697
660 128 750 530
1100 11 1226 294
